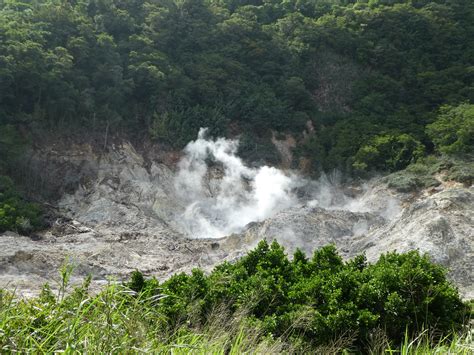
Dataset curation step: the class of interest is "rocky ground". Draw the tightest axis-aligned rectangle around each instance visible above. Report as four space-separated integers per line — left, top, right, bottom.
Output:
0 141 472 298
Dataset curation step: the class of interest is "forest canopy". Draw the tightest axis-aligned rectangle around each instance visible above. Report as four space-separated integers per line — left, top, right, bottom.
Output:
0 0 473 173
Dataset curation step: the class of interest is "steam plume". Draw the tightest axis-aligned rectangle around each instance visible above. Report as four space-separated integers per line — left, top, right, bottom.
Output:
174 128 298 238
174 128 401 239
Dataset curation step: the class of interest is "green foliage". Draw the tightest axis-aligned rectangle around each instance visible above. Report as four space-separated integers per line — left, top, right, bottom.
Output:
445 161 474 185
0 175 43 234
237 132 281 165
384 154 474 192
384 171 439 192
353 133 425 173
0 242 470 353
0 124 42 234
0 0 472 172
150 105 228 147
427 103 474 156
128 270 145 293
0 124 26 171
128 241 468 351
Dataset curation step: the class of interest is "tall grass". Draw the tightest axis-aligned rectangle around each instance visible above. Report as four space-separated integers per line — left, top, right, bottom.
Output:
387 330 473 355
1 269 472 354
0 278 290 353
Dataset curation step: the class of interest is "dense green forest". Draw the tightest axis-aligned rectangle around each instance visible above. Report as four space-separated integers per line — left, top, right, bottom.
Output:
0 0 473 232
1 241 471 352
0 0 473 173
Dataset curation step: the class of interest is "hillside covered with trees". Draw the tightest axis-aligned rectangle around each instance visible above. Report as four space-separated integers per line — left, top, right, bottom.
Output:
1 2 473 352
0 0 473 174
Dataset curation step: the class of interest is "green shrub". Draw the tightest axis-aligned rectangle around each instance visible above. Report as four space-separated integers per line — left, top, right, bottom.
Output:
134 241 469 351
427 103 474 156
353 134 425 173
384 155 474 192
0 175 43 234
444 159 474 185
0 242 469 353
384 171 441 192
128 270 145 293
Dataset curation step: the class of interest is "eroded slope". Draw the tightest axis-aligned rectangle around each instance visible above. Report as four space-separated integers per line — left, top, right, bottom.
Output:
0 141 472 298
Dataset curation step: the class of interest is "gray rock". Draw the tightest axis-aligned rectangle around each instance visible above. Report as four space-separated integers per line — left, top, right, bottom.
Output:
0 141 472 300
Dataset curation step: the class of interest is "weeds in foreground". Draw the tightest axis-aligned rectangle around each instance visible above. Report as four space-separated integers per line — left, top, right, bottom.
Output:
0 282 288 353
0 280 472 354
1 245 472 353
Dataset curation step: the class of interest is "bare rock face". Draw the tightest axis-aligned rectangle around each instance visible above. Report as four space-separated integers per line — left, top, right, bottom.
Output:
351 187 474 299
224 206 384 258
56 142 183 234
0 141 225 296
0 141 472 299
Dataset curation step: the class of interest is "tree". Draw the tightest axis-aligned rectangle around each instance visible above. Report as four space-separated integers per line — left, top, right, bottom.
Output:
353 133 425 172
426 103 474 156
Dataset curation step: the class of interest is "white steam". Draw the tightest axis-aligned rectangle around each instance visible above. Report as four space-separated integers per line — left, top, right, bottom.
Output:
174 128 298 238
174 128 401 239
